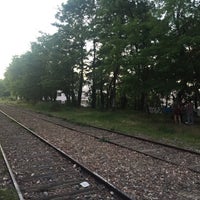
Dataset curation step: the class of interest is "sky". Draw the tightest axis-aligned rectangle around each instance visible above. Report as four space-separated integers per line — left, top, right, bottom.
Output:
0 0 66 79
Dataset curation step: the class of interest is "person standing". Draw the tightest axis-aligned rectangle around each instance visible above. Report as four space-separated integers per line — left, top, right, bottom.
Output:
172 101 181 124
186 100 194 125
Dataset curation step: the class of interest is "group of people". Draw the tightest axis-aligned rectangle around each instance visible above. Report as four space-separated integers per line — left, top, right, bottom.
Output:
173 100 194 124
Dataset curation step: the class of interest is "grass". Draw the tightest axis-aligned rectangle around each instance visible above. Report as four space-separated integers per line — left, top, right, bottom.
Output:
1 100 200 150
0 189 18 200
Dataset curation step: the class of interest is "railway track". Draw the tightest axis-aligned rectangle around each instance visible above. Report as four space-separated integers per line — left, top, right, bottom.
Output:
37 115 200 173
2 105 200 174
0 110 132 200
1 105 200 199
0 147 18 200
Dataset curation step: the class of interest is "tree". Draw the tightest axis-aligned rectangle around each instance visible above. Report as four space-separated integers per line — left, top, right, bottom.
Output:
55 0 93 106
153 0 200 106
4 0 200 110
96 0 131 109
0 79 10 97
5 51 45 101
34 33 79 103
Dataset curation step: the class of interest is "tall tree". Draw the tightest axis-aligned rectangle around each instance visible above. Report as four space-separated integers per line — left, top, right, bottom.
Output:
35 32 79 103
124 0 158 110
153 0 200 105
55 0 93 106
5 52 45 101
97 0 131 109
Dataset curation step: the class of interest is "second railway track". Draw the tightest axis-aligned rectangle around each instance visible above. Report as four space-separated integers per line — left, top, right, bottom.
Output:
39 115 200 173
0 110 132 200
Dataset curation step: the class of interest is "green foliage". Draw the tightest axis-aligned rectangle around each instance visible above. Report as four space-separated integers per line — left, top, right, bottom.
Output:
4 52 45 101
0 80 10 97
3 0 200 110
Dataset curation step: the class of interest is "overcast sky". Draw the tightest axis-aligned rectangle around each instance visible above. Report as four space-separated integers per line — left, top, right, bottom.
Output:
0 0 65 79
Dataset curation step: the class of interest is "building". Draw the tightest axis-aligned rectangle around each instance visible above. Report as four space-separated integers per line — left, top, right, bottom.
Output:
56 85 89 107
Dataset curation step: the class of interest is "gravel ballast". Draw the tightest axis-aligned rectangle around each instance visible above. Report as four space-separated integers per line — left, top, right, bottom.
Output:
0 105 200 200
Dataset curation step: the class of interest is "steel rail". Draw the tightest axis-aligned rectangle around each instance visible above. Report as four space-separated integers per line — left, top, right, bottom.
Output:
25 113 200 174
27 114 200 173
71 120 200 156
23 108 200 156
0 144 24 200
0 109 134 200
90 124 200 155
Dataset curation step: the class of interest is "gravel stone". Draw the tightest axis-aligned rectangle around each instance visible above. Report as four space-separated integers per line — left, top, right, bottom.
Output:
0 105 200 200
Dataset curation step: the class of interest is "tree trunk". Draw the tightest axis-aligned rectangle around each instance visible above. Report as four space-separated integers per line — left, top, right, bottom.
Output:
140 92 146 111
91 40 97 108
111 66 119 110
77 67 83 107
77 45 84 107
